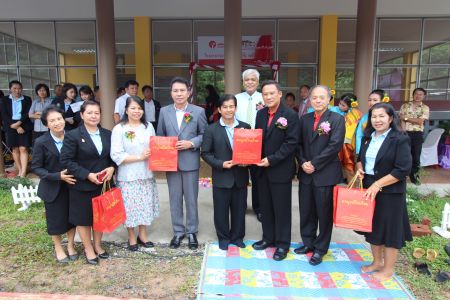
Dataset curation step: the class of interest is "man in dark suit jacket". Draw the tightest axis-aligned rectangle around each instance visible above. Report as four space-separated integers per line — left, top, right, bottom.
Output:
252 80 300 261
201 94 251 251
296 85 345 266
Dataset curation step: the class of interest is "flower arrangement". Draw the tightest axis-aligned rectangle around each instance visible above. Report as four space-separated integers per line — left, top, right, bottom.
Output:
125 131 136 142
256 101 265 111
275 117 288 129
184 112 192 123
317 121 331 135
199 177 212 188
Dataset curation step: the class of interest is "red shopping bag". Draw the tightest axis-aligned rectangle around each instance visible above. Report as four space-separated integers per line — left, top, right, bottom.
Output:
333 175 375 232
92 181 126 233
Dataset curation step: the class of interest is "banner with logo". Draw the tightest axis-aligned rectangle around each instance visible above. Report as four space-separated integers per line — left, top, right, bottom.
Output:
198 35 273 65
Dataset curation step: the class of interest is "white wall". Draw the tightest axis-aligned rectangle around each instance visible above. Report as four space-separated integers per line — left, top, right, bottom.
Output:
0 0 449 20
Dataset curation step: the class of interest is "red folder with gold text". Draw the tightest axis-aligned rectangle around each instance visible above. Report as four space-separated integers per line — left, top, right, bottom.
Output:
232 128 263 165
149 136 178 171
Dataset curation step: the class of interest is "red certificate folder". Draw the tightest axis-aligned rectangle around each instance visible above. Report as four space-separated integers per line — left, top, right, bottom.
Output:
149 136 178 171
232 128 263 164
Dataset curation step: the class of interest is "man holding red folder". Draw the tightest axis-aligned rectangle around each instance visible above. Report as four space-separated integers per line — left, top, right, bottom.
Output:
297 85 345 266
252 80 299 261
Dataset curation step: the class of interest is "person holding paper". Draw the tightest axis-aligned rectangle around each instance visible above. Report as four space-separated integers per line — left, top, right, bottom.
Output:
201 94 251 250
252 80 299 261
111 96 159 252
297 85 345 266
51 83 79 131
235 69 264 222
356 102 412 281
156 77 207 250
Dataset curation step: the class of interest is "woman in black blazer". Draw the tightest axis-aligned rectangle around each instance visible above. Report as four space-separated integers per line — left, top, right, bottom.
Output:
31 105 78 264
60 100 115 265
0 80 33 177
356 102 412 281
51 83 79 131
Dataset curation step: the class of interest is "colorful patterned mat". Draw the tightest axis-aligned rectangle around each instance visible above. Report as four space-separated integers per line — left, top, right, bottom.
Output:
197 242 415 299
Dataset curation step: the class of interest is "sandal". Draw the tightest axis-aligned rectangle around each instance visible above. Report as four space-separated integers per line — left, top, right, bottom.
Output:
414 262 431 276
426 249 438 262
413 248 425 259
435 271 450 283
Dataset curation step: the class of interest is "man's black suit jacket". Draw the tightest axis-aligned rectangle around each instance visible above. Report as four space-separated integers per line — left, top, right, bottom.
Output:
255 103 299 183
0 95 33 131
60 125 115 192
31 132 66 203
358 130 411 194
201 120 250 189
298 109 345 187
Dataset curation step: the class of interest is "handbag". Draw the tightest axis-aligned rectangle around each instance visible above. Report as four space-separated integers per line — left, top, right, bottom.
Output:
333 175 375 232
92 180 126 233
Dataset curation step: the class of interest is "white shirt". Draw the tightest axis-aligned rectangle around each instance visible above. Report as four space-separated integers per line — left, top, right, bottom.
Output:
114 93 130 119
235 91 263 129
174 103 188 129
365 128 392 175
144 99 156 122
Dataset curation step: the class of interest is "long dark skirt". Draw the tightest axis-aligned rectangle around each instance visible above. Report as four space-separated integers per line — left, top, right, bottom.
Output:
44 184 75 235
68 186 103 226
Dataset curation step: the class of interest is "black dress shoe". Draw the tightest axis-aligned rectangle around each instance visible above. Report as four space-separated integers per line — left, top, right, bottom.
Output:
86 256 99 265
95 250 110 259
256 213 263 222
309 252 324 266
218 241 229 251
232 240 246 248
169 235 185 249
273 248 288 261
294 245 314 255
188 233 198 250
56 256 70 264
137 236 155 248
68 253 79 261
128 243 139 252
444 244 450 257
252 240 273 250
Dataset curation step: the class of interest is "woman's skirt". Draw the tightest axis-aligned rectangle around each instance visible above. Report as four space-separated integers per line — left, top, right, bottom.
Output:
44 184 75 235
68 186 103 226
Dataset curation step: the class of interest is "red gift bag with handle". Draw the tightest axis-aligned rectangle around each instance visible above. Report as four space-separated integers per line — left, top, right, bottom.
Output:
92 181 126 233
333 175 375 232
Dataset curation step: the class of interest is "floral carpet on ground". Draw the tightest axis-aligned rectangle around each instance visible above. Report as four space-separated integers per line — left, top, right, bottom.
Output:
197 241 415 299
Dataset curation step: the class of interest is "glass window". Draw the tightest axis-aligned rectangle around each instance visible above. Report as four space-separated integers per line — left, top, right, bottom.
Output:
154 67 190 87
335 67 355 96
378 19 421 65
0 68 18 92
376 67 418 102
422 19 450 65
59 67 97 87
56 21 96 66
278 66 316 90
278 19 319 64
116 67 136 87
337 19 356 65
0 22 16 65
115 20 135 66
15 22 56 66
19 67 57 94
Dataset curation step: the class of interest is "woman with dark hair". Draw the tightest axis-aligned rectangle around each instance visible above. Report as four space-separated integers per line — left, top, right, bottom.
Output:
31 105 78 264
205 84 220 124
355 89 386 155
29 83 52 143
0 80 32 177
60 100 115 265
51 83 79 131
110 96 159 251
329 93 362 182
74 85 95 126
356 102 412 281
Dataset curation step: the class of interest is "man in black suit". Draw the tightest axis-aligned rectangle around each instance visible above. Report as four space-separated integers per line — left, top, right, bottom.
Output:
201 94 251 251
296 85 345 266
252 80 299 261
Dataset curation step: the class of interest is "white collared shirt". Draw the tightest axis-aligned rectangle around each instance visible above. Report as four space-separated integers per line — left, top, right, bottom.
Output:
174 103 188 129
144 99 156 122
114 93 130 119
219 117 239 148
365 128 392 175
235 91 263 129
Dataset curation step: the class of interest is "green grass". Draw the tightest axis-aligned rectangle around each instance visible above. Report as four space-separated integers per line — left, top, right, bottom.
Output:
397 187 450 299
0 189 54 265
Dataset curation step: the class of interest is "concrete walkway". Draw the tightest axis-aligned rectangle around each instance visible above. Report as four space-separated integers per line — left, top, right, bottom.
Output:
102 179 367 245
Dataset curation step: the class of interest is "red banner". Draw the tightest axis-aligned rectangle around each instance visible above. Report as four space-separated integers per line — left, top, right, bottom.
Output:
232 129 263 165
149 136 178 171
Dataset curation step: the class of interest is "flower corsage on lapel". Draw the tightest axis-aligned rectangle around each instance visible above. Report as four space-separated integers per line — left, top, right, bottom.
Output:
125 130 136 142
275 117 288 129
184 112 192 123
256 101 265 111
317 121 331 135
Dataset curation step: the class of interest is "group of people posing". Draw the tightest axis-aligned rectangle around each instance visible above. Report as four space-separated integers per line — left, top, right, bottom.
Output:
0 68 428 281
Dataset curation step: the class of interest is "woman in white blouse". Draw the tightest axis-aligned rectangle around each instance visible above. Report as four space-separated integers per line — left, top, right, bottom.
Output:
111 96 160 251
